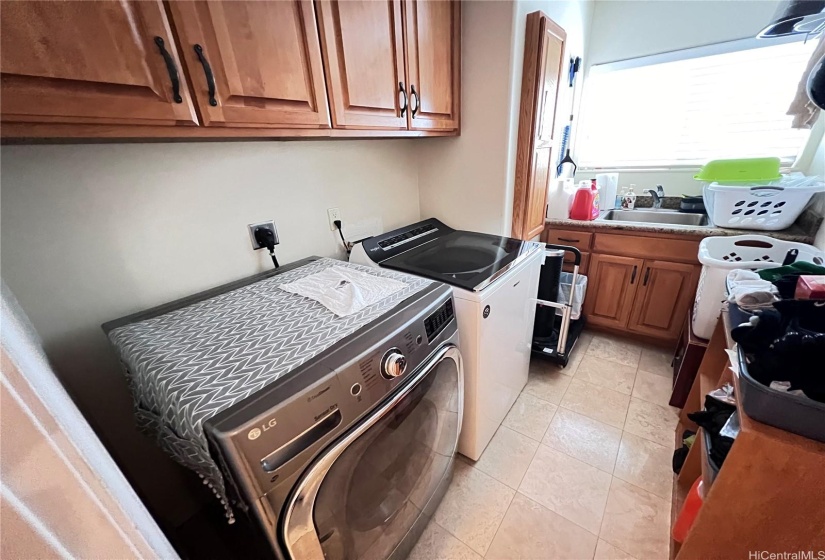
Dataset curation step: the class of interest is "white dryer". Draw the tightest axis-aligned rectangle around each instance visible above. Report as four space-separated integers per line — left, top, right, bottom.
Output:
351 218 543 460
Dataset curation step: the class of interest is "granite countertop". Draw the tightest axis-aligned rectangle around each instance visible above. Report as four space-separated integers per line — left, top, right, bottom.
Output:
546 196 820 244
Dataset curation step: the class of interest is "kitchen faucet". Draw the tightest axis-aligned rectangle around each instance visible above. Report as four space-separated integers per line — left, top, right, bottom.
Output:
645 185 665 209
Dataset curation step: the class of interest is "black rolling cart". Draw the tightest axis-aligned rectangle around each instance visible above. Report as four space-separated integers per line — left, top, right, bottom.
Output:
531 244 587 367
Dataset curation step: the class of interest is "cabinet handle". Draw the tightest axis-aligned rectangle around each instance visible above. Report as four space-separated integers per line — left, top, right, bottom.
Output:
630 265 638 284
153 37 182 104
557 237 579 243
642 267 651 286
399 82 408 116
410 84 419 118
193 44 218 107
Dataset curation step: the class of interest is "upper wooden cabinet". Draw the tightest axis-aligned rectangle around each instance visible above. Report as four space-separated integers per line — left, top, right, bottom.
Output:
404 0 461 130
511 12 566 240
0 0 460 139
0 0 197 126
316 0 407 129
316 0 460 132
168 1 330 128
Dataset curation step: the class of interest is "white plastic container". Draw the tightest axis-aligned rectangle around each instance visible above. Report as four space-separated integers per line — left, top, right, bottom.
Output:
692 235 824 339
702 175 824 231
596 173 618 210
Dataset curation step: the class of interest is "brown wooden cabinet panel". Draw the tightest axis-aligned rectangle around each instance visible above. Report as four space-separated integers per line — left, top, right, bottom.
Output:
546 229 592 252
511 12 566 240
168 0 330 128
404 0 460 131
0 0 198 126
584 254 643 330
627 260 700 340
316 0 407 129
592 233 700 263
562 251 589 275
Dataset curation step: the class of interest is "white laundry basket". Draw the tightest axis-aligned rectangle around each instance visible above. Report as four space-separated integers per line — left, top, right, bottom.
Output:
692 235 824 339
702 175 824 231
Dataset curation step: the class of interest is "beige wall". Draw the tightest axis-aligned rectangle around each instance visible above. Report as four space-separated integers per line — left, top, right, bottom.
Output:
0 140 420 524
418 0 517 235
418 0 594 236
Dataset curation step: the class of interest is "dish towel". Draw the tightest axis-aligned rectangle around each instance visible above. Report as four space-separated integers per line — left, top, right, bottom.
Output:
279 265 408 317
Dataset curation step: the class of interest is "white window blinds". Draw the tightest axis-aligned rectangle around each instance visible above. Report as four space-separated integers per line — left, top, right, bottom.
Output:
576 38 818 169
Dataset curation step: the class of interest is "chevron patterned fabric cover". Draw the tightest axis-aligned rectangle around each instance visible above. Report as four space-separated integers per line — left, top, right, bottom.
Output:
107 258 431 517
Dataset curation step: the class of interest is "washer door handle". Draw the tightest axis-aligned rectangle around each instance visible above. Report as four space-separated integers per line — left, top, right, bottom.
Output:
260 409 342 473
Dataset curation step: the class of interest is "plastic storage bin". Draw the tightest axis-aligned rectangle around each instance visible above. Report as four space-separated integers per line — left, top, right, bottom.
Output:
702 175 824 231
737 346 825 443
556 272 588 320
692 235 824 339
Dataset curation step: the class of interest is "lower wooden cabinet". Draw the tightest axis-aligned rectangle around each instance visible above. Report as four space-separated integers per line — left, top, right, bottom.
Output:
584 254 700 341
627 260 699 339
583 254 643 330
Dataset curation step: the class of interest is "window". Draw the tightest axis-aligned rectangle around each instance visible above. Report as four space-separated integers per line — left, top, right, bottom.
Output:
576 37 819 169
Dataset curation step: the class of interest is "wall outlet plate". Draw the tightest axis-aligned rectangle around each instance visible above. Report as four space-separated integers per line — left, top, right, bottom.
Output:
327 207 341 231
248 221 279 250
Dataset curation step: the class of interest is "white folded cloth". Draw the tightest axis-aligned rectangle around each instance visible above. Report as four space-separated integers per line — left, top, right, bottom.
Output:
279 265 407 317
726 269 779 310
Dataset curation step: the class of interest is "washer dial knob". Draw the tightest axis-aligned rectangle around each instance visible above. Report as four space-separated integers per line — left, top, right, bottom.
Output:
381 348 407 379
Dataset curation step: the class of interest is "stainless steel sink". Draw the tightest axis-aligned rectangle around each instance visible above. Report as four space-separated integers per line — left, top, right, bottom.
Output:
599 209 710 227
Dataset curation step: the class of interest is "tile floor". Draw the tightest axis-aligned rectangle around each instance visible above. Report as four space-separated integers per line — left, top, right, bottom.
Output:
410 331 680 560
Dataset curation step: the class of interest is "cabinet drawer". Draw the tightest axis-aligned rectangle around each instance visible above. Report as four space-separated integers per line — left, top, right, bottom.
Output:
546 229 592 251
562 252 589 275
592 233 699 263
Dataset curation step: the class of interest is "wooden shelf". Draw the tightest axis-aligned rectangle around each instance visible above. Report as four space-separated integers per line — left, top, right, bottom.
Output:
670 311 825 559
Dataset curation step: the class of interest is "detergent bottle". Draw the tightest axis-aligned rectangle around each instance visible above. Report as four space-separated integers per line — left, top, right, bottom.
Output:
569 181 595 220
590 179 600 219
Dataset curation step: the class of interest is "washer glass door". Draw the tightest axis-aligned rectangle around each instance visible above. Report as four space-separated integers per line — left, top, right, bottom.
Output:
282 345 462 560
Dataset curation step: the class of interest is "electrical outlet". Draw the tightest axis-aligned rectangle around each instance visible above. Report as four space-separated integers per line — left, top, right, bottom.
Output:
327 207 341 231
248 220 279 250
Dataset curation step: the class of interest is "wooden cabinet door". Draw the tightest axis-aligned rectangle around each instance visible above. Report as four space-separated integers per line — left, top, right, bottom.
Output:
316 0 407 129
511 12 566 240
628 261 700 340
0 0 197 127
583 254 643 330
404 0 460 131
168 1 330 128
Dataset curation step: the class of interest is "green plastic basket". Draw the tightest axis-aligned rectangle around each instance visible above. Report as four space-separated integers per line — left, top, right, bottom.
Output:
694 157 782 183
